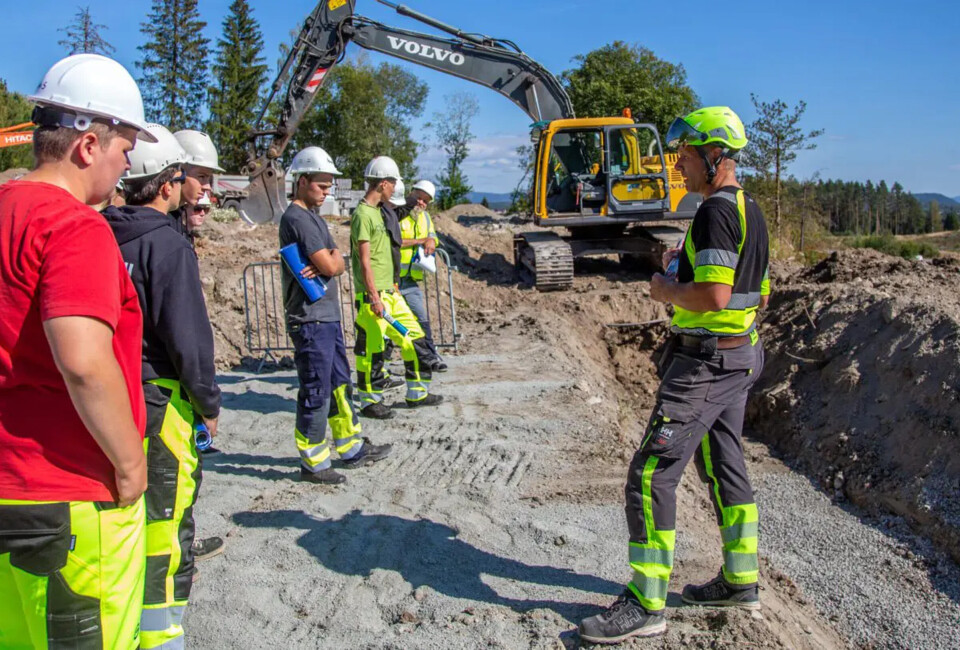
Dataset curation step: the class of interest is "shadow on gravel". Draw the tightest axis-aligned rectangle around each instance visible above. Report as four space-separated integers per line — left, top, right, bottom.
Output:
233 509 622 621
205 452 297 482
217 374 297 386
220 389 295 415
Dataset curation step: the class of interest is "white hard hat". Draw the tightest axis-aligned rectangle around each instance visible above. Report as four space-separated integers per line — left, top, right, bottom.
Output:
412 180 436 200
124 124 189 180
389 179 406 206
288 146 341 176
364 155 401 181
197 193 212 207
28 53 156 142
173 130 224 172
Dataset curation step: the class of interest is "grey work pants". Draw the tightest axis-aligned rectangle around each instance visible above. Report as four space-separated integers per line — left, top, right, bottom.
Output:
623 338 764 612
399 276 440 361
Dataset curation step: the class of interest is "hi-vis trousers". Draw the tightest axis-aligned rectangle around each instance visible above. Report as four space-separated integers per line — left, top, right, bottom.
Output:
140 379 201 649
625 337 764 613
0 498 146 649
354 289 433 404
290 321 363 472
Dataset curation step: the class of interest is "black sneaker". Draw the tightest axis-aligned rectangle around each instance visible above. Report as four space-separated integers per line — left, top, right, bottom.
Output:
342 438 393 467
579 591 666 644
382 375 405 391
406 393 444 408
191 536 225 561
429 360 448 372
681 571 760 610
360 402 394 419
299 467 346 485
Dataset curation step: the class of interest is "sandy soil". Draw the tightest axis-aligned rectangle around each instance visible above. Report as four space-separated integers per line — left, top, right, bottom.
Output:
180 208 960 648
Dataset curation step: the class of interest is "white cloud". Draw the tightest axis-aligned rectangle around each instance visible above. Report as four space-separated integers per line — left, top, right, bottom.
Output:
416 133 529 193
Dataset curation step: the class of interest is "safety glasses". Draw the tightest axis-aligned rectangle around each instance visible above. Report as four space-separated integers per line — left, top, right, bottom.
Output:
170 171 188 184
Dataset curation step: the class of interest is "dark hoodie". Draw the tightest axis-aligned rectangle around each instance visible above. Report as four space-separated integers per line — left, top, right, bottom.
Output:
102 205 221 419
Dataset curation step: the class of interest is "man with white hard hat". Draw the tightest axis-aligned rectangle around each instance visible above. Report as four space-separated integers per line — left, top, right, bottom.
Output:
398 179 445 371
172 130 223 234
101 123 221 650
280 146 393 485
0 53 153 648
351 156 442 420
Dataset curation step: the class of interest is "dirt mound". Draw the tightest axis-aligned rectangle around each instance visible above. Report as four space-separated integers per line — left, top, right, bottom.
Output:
0 168 29 185
749 249 960 562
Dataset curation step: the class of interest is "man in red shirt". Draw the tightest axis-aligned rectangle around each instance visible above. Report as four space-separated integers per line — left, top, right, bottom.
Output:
0 54 156 649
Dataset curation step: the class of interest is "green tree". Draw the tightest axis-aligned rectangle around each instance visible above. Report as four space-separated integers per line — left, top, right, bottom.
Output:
137 0 209 129
560 41 698 136
929 200 942 233
429 92 479 210
282 55 427 184
206 0 267 173
508 144 535 214
0 80 34 170
480 196 490 209
944 210 960 231
58 6 114 56
745 94 823 243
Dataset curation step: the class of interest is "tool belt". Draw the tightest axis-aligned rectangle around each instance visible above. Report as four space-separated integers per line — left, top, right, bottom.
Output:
677 333 750 353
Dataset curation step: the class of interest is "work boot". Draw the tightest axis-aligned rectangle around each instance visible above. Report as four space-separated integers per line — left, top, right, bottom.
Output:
406 393 444 408
681 571 760 610
360 402 394 419
382 375 405 391
191 536 225 562
299 467 346 485
342 438 393 467
579 590 666 644
429 360 448 373
199 446 223 457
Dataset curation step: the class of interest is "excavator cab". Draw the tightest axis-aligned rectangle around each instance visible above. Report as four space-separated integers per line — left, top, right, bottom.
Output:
533 117 685 227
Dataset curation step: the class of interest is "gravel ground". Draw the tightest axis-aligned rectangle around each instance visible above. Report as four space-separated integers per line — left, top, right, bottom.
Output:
753 458 960 650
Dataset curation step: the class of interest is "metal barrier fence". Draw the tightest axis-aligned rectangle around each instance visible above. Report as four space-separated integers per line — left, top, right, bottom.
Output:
242 248 460 371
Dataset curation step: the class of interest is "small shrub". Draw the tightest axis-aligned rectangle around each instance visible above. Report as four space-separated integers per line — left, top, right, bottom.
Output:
851 234 938 260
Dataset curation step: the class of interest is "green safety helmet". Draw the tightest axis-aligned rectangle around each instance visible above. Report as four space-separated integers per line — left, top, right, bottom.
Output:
665 106 747 151
665 106 747 181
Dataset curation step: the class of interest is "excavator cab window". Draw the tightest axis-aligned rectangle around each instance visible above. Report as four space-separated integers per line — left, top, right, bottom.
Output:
604 125 669 210
545 129 605 214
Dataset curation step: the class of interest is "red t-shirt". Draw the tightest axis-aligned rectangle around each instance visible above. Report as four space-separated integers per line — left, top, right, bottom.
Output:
0 180 145 502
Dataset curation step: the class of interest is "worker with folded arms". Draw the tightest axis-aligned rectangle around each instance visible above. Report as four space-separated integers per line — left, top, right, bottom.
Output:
102 123 222 650
280 146 393 485
580 106 771 643
398 179 446 372
0 53 153 649
352 155 443 420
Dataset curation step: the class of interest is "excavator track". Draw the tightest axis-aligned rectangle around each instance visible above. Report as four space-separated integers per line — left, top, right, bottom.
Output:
514 232 574 292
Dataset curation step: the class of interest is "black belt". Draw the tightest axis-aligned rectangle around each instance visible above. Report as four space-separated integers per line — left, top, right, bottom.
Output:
357 288 394 304
677 333 750 353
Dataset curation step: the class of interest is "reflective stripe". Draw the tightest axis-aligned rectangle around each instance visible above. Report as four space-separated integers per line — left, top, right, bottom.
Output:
629 572 669 601
405 380 428 401
695 248 739 269
723 550 759 575
300 444 328 460
721 521 759 545
629 544 673 567
725 292 762 310
672 320 757 338
335 434 363 459
140 605 186 633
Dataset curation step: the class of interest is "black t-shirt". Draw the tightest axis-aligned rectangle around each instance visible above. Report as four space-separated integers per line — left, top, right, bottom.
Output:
279 204 341 325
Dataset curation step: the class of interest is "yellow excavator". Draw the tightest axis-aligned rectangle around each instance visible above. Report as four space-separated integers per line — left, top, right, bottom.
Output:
239 0 698 290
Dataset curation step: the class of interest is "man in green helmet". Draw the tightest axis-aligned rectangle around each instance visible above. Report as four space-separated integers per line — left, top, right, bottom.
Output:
580 106 770 643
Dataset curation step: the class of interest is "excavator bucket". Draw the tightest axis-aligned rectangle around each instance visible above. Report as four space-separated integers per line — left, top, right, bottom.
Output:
238 161 288 224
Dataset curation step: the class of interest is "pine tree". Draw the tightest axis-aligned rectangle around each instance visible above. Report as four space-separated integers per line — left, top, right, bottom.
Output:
206 0 267 173
137 0 209 129
58 6 115 56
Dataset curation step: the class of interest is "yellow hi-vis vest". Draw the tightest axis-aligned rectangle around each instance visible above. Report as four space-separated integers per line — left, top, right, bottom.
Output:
671 188 771 337
399 209 438 281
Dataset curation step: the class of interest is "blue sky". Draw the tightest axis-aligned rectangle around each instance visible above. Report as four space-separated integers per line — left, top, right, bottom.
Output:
1 0 957 195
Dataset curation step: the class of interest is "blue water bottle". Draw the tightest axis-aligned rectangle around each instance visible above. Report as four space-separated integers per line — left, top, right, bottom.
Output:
382 311 409 336
195 423 212 451
280 243 327 303
666 256 679 277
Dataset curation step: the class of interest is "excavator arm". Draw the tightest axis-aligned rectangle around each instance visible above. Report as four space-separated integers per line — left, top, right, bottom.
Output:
239 0 573 224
